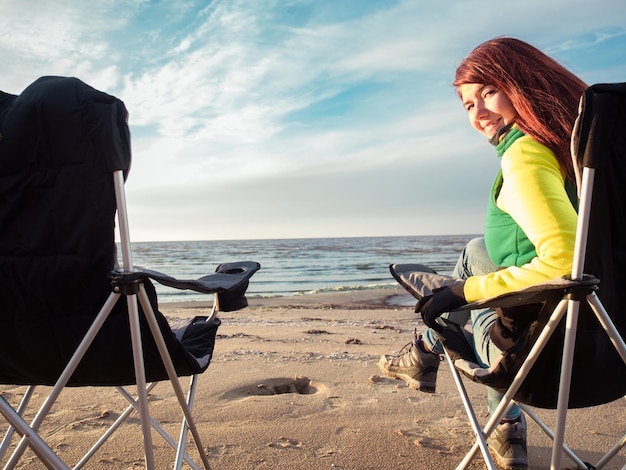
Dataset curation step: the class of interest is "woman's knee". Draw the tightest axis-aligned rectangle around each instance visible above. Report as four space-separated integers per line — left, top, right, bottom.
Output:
459 237 498 277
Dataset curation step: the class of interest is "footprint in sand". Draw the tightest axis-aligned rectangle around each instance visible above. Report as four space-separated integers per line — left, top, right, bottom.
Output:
268 437 302 449
323 396 343 410
223 375 324 399
395 416 472 453
68 409 112 431
255 376 313 395
206 444 238 456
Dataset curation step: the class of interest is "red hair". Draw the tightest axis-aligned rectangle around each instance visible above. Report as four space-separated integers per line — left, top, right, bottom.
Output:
454 37 588 183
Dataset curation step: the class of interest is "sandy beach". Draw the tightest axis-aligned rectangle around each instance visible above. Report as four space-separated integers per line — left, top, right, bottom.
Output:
1 288 625 469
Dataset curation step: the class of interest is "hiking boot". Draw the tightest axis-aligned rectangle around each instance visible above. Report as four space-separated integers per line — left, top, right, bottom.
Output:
487 413 528 469
378 331 439 392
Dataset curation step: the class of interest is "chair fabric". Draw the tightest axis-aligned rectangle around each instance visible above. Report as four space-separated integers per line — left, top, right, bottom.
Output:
0 76 259 387
390 82 626 409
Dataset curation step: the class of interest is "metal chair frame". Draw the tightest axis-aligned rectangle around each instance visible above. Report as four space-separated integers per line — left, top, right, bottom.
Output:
0 170 216 470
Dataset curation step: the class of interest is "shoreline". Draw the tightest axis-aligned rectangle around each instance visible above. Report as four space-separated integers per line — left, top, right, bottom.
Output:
159 286 416 311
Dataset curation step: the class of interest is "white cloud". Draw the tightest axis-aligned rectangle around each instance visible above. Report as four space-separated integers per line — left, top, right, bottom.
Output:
0 0 129 92
3 0 626 241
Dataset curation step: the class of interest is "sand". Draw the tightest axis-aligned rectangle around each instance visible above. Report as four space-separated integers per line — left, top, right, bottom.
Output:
1 288 625 469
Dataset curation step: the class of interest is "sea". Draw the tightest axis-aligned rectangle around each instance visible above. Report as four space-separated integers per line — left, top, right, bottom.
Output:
126 234 477 304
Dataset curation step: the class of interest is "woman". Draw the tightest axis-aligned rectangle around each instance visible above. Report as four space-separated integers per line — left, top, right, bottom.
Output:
378 37 587 469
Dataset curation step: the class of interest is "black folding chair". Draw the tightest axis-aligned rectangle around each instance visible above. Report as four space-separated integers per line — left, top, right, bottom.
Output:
0 76 260 469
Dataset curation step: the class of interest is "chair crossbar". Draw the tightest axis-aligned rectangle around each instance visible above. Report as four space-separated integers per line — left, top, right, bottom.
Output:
113 383 202 470
593 410 626 469
587 293 626 365
518 404 588 469
0 397 69 470
0 386 34 459
72 381 157 469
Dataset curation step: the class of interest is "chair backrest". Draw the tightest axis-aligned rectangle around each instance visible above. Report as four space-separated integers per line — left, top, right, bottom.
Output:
511 82 626 408
574 83 626 324
567 82 626 405
0 77 199 386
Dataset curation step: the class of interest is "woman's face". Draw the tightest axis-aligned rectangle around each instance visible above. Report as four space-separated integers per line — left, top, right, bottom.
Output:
458 83 517 139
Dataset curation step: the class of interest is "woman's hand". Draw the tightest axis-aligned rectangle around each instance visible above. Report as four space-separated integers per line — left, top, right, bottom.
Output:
416 281 467 330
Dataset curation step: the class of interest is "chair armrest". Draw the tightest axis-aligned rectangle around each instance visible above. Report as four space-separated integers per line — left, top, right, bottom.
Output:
462 275 599 310
390 263 599 310
136 261 260 294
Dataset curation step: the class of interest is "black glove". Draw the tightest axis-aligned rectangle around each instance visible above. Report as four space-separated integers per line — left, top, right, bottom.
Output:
416 281 466 330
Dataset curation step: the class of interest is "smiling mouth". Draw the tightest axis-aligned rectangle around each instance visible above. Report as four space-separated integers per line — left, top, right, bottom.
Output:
483 119 501 135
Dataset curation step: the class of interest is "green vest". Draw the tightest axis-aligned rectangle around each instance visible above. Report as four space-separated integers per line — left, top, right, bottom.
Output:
484 128 577 268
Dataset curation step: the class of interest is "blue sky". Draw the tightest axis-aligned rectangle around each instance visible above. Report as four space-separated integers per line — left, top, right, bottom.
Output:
3 1 625 241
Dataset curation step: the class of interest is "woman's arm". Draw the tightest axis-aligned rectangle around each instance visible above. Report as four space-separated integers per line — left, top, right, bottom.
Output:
464 136 578 301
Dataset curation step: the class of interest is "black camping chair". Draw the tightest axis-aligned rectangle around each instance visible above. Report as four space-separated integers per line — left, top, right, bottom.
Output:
390 82 626 469
0 76 260 469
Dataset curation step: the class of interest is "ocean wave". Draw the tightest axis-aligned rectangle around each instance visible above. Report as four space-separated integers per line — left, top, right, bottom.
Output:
304 282 397 295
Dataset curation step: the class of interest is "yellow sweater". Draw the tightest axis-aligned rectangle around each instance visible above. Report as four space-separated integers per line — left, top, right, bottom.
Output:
464 135 578 302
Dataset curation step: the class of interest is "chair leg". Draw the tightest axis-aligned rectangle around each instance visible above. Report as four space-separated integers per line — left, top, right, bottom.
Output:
550 298 582 469
174 375 199 470
443 349 496 470
126 293 156 470
138 286 211 470
454 298 571 469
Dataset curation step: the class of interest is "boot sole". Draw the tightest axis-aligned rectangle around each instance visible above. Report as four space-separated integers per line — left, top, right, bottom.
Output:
378 361 436 393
